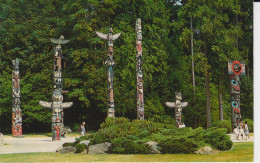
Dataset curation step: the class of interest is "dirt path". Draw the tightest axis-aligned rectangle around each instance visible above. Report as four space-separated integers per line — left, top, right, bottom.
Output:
0 136 76 154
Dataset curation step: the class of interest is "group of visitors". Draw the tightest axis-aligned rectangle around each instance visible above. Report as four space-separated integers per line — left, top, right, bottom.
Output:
233 119 250 140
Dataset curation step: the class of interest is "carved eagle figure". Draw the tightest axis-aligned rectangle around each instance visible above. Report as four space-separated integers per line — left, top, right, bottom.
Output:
165 102 188 108
50 35 70 45
96 28 121 41
39 101 73 109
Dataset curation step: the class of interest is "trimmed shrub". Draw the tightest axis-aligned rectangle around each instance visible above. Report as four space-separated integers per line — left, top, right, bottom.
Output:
159 137 199 154
109 137 151 154
63 142 76 147
100 117 130 129
150 114 175 124
203 128 233 151
76 143 87 153
211 120 232 133
244 118 253 132
75 136 88 144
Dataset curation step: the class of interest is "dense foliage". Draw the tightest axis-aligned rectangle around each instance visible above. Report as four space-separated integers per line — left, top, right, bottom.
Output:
0 0 253 133
70 117 233 154
211 120 232 133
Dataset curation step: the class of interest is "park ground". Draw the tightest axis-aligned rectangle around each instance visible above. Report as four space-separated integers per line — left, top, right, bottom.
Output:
0 133 254 162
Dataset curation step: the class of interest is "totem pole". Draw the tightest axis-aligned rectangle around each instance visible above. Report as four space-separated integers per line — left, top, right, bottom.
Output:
165 92 188 127
96 28 121 118
12 58 22 137
39 35 73 140
228 60 245 129
136 18 144 120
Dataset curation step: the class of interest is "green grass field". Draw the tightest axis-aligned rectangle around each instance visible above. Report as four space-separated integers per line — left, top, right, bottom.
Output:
0 142 253 162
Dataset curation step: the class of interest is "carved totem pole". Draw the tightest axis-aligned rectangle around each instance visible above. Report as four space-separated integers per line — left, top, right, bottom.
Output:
228 60 245 129
136 18 144 120
96 28 121 118
39 35 73 140
12 58 22 137
165 92 188 127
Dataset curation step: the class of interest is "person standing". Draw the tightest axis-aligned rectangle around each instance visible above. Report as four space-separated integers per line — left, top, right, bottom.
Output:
233 126 239 140
239 119 244 140
80 122 86 136
244 121 250 140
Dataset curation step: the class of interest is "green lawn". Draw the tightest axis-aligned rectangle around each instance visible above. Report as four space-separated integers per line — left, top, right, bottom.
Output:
0 142 253 162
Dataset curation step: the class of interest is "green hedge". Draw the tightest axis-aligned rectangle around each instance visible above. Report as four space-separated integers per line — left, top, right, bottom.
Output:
109 137 151 154
211 120 232 133
76 143 87 153
159 137 199 154
66 117 233 154
203 128 233 151
62 142 76 147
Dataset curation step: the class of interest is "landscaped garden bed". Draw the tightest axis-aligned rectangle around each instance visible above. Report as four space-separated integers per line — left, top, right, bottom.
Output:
59 117 233 154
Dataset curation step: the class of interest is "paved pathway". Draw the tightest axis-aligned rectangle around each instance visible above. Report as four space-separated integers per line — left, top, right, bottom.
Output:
228 134 254 142
0 134 254 154
0 136 76 154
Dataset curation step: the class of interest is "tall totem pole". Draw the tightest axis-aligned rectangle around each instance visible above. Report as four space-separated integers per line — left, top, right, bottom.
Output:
136 18 144 120
12 58 22 137
96 28 121 118
165 92 188 127
228 60 245 129
39 35 73 140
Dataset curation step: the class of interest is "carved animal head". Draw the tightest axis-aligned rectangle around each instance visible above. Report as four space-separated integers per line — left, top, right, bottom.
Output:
175 92 182 101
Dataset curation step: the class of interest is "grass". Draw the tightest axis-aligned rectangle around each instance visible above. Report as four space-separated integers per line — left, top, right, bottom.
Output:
0 142 254 162
3 132 82 138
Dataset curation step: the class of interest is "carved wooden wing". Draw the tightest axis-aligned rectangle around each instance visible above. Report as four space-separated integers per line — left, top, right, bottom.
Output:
50 38 70 45
165 102 176 108
112 33 121 40
180 102 188 108
39 101 52 108
61 102 73 109
96 32 108 40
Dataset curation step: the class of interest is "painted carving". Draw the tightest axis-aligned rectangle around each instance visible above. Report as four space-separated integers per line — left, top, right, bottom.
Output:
96 28 121 118
228 60 245 129
39 35 73 140
136 18 144 120
12 58 22 137
165 92 188 127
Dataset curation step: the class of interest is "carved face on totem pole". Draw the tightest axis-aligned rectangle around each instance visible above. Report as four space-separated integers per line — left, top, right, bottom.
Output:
175 92 182 102
228 60 246 76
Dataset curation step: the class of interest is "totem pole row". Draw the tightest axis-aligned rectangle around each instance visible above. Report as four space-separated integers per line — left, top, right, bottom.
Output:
39 36 73 141
12 58 22 137
228 60 246 129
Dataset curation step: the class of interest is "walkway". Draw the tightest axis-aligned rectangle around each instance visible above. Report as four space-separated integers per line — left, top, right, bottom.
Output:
0 135 76 154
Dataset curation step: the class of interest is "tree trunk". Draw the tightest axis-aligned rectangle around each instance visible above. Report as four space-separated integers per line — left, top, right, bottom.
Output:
206 69 211 128
191 16 197 128
247 51 249 78
218 80 223 121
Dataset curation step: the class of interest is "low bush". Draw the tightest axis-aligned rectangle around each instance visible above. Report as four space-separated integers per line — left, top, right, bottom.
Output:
109 137 151 154
211 120 232 133
203 128 233 151
62 142 76 147
75 136 88 144
76 143 87 153
100 117 130 129
159 137 199 154
66 117 234 154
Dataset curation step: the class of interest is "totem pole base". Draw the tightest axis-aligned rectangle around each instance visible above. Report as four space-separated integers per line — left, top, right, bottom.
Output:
13 135 25 138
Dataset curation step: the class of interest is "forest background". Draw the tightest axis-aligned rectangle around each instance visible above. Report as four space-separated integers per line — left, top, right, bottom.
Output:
0 0 253 133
